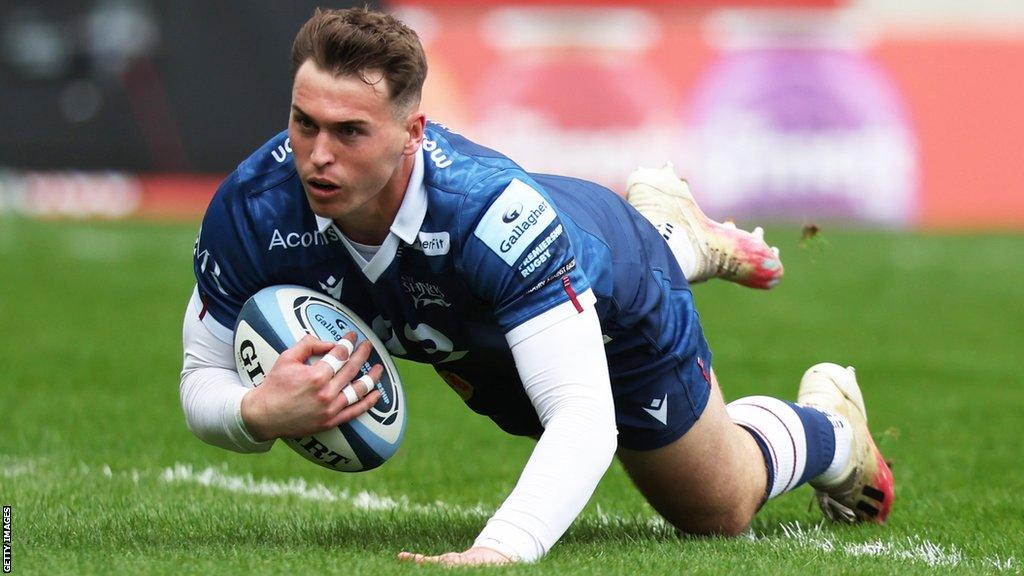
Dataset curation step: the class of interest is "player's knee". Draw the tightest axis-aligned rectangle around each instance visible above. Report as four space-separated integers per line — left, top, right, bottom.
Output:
672 506 755 538
711 507 755 537
661 484 759 537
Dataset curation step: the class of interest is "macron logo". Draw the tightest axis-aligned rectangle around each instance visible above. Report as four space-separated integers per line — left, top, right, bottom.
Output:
642 394 668 426
318 275 343 300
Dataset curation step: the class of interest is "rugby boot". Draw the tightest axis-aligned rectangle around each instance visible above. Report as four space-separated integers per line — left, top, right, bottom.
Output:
798 363 895 524
625 163 783 289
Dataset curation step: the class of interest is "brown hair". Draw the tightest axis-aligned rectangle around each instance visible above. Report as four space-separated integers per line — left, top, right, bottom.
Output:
291 7 427 113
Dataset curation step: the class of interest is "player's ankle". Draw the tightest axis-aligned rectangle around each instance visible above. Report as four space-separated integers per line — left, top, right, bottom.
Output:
808 408 854 488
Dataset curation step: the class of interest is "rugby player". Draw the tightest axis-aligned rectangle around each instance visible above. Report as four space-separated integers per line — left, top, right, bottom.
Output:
179 7 894 566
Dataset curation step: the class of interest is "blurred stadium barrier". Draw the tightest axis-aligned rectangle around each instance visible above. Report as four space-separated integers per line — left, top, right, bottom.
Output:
0 171 217 221
1 0 1021 228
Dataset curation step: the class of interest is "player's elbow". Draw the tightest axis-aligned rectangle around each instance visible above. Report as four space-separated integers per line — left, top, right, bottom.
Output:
178 370 228 449
599 418 619 460
179 368 272 454
180 407 227 451
591 401 619 456
546 398 618 459
592 421 618 466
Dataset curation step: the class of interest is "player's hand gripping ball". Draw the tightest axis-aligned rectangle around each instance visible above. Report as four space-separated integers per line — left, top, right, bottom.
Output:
233 285 405 471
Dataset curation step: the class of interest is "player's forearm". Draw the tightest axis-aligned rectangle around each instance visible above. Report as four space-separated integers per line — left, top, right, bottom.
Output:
477 296 617 561
474 405 616 561
180 289 274 453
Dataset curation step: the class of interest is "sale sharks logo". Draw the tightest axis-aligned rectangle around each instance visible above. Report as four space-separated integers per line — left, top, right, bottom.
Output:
401 276 450 309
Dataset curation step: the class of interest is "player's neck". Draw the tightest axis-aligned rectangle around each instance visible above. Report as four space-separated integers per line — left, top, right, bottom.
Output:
336 153 415 245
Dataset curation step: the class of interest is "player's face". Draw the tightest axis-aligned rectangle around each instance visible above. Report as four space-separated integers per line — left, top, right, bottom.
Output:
289 60 423 240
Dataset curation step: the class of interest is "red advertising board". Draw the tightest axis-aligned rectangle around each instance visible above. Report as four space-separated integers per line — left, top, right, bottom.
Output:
397 2 1024 229
2 2 1021 229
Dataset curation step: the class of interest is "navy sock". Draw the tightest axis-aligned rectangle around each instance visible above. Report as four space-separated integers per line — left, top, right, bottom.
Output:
727 396 837 499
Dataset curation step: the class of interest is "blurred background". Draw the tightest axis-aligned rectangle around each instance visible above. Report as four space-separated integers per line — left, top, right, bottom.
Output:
1 0 1022 228
5 5 1024 573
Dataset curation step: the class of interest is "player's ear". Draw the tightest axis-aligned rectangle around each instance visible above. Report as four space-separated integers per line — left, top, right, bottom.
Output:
402 110 426 156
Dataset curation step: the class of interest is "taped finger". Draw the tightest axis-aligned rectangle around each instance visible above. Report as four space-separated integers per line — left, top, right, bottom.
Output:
356 374 376 395
342 385 359 407
335 338 355 356
319 354 346 375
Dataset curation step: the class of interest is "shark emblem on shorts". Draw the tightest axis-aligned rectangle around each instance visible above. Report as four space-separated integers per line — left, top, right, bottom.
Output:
642 394 668 426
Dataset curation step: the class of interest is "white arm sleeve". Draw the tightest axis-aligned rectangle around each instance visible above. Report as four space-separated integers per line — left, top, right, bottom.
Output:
180 287 274 453
473 289 617 562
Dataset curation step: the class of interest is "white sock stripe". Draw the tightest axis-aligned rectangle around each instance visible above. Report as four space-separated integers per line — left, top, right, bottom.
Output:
728 402 792 498
757 399 807 494
735 420 780 478
727 396 808 498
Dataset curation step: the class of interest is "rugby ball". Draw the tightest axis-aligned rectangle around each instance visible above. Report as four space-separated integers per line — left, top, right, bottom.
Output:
232 285 405 472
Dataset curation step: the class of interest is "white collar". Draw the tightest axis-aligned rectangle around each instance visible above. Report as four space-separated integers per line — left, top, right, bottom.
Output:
314 146 426 244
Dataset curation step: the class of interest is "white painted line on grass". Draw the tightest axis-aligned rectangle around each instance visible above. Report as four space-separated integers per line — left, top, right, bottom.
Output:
772 521 1017 572
156 463 1017 572
158 463 490 516
9 456 1015 573
0 459 37 478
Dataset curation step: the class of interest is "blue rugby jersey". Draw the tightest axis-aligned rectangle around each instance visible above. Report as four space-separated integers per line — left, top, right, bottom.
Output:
193 121 700 435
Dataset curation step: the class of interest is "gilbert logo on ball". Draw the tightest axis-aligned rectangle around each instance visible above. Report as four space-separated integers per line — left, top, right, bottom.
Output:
233 285 406 472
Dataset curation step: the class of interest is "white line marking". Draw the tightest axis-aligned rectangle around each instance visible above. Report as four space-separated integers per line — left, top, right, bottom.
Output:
158 463 489 515
154 465 1018 571
0 457 38 478
6 456 1017 572
771 521 1017 572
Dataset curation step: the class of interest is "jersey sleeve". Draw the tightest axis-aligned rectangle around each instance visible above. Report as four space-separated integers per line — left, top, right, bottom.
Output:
460 176 593 341
192 176 267 342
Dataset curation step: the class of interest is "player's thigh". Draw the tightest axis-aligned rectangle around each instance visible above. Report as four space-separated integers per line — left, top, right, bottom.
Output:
617 371 766 534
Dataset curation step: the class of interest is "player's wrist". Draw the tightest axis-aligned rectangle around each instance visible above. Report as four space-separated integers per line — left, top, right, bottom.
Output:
240 387 275 442
474 522 538 563
470 541 520 563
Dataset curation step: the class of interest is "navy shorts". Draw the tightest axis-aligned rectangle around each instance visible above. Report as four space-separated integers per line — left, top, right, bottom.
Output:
442 221 713 451
607 307 714 451
454 288 714 452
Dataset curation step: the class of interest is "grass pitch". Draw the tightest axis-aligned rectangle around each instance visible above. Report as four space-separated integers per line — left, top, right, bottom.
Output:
1 217 1022 575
